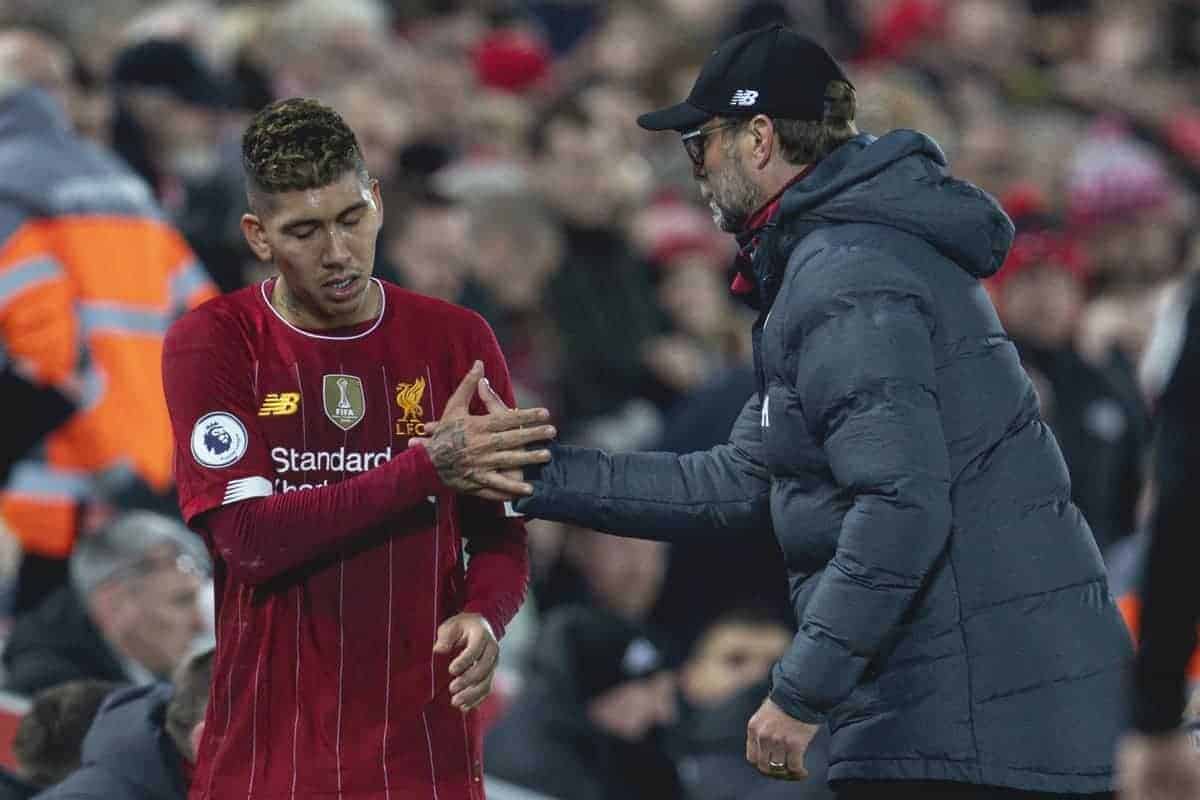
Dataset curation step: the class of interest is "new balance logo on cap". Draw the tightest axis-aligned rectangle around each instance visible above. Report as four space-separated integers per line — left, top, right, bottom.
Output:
636 24 851 132
730 89 759 106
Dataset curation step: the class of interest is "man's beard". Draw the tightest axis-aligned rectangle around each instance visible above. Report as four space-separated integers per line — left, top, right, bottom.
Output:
707 154 765 234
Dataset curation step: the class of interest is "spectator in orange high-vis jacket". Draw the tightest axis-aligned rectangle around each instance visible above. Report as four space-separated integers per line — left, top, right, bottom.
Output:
0 29 217 611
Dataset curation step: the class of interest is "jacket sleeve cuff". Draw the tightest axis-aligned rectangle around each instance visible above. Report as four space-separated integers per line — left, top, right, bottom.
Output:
768 679 825 724
510 444 557 515
769 628 869 723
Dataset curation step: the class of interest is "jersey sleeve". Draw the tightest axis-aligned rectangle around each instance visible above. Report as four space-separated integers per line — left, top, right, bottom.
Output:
459 313 530 638
162 308 276 524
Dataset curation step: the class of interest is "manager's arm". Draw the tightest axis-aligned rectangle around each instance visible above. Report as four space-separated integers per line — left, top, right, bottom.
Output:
513 394 772 541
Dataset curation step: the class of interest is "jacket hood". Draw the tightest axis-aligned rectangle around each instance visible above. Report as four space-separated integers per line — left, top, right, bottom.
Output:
776 130 1014 279
78 683 184 796
0 88 68 141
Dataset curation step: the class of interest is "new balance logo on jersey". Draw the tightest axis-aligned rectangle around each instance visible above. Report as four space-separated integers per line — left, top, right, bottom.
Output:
730 89 759 107
258 392 300 416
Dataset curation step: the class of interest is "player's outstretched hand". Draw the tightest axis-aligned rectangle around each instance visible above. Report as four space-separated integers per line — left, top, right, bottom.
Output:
434 612 499 711
410 361 555 501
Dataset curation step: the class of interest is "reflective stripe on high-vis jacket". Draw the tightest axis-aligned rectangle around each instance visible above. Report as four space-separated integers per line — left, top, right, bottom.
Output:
0 215 217 556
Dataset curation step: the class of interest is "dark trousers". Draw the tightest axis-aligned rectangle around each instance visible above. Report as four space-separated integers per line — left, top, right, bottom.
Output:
835 781 1114 800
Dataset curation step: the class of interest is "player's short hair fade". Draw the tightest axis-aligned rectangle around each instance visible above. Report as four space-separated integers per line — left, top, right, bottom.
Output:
241 97 368 205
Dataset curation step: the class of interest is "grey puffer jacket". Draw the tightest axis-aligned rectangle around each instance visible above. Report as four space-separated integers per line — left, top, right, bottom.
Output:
516 131 1132 793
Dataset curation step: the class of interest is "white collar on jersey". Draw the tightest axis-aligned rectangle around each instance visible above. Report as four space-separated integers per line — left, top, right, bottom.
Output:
259 276 387 341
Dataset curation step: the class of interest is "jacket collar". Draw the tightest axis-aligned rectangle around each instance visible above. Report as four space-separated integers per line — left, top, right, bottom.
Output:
729 166 813 305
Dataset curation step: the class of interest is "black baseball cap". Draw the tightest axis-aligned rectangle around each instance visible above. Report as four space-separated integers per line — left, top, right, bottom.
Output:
638 24 851 132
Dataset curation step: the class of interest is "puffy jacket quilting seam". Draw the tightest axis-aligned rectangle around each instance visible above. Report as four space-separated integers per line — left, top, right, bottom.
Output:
550 488 772 508
946 543 982 772
975 662 1127 706
959 577 1110 622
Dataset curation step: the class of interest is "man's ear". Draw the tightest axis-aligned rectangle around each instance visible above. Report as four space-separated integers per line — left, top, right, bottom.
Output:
240 213 272 262
748 114 774 170
370 178 384 227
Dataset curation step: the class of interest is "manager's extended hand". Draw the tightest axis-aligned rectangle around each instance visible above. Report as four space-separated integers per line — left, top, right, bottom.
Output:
747 697 818 781
434 612 499 711
411 361 555 501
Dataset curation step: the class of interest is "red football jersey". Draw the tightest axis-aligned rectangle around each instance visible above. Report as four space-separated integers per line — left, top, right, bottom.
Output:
163 278 528 800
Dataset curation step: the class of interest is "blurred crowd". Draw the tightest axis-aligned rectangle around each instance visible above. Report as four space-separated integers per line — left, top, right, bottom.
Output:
0 0 1198 798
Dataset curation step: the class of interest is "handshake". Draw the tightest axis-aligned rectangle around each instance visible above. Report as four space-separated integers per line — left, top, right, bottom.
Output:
409 361 557 502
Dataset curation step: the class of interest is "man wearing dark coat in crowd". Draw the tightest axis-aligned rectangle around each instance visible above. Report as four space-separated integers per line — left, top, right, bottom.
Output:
530 92 673 439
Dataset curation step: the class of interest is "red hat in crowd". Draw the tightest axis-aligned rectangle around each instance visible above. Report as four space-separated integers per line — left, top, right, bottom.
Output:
857 0 946 64
995 230 1090 288
473 28 552 94
988 182 1090 297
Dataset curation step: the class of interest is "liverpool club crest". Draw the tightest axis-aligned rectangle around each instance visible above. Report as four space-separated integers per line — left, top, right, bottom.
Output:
395 376 427 436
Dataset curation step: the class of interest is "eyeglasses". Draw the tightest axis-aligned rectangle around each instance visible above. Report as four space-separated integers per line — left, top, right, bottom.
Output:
680 121 741 168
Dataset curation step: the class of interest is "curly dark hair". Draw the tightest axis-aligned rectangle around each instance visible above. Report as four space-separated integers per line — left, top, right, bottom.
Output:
242 97 367 211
